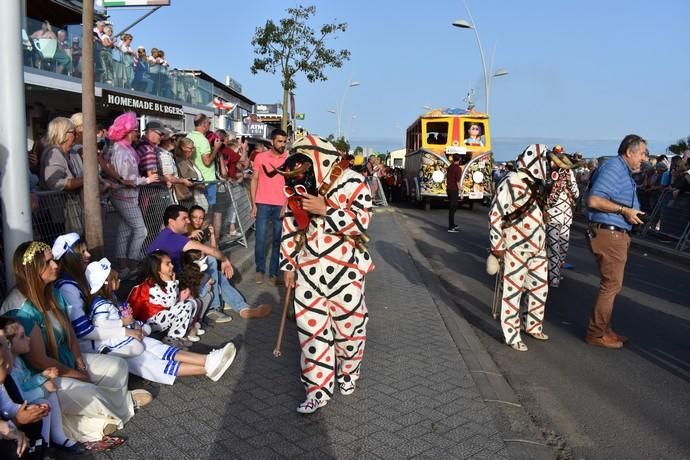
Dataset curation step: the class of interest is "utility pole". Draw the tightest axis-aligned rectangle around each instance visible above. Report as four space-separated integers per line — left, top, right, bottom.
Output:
0 0 32 287
82 0 104 256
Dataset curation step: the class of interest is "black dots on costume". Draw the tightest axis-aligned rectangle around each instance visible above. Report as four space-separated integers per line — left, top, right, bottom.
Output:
338 210 345 217
305 291 313 299
285 264 294 271
343 375 351 382
348 271 357 280
339 221 346 226
326 266 334 274
315 391 323 398
319 275 327 284
308 346 316 354
346 345 354 351
323 159 330 167
309 267 317 275
344 294 352 302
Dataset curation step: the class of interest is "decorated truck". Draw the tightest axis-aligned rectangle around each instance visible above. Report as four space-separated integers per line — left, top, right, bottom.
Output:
403 107 494 210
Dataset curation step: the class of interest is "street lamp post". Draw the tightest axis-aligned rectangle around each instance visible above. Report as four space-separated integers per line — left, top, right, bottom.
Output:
328 81 360 138
452 2 507 114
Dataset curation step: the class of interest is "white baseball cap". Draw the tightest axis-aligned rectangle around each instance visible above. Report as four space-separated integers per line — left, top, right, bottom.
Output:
85 258 112 294
52 233 80 261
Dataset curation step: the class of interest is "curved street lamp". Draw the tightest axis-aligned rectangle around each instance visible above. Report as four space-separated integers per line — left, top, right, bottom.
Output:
452 5 508 114
329 81 361 138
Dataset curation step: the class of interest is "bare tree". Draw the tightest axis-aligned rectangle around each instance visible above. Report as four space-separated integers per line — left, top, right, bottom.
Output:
251 5 350 132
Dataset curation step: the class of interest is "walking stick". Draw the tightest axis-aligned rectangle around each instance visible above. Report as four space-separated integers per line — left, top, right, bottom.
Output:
491 261 504 320
273 285 293 358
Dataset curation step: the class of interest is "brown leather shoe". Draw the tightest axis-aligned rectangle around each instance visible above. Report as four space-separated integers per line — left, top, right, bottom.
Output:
585 334 623 349
240 304 272 319
255 273 263 284
608 330 628 344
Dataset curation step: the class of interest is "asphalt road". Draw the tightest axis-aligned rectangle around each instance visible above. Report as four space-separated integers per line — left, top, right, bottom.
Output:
395 201 690 460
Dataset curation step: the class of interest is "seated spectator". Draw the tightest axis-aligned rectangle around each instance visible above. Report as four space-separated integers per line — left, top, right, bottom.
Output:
132 47 153 93
0 241 148 442
31 20 57 40
0 317 85 454
147 205 271 323
54 29 72 74
127 251 200 345
85 258 237 382
0 332 36 460
107 112 159 276
175 137 208 209
40 117 84 235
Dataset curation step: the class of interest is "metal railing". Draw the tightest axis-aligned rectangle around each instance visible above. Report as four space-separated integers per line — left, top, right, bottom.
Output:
2 180 254 288
640 189 690 251
369 176 389 207
22 17 213 107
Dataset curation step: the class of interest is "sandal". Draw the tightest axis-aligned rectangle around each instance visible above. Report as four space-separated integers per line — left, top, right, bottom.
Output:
509 341 528 352
527 332 549 341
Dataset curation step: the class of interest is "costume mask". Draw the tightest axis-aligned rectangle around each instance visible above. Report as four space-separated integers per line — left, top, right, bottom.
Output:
516 144 550 182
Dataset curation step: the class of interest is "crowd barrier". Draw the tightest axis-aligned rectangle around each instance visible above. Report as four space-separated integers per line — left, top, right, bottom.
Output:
2 179 254 289
369 176 389 207
641 189 690 252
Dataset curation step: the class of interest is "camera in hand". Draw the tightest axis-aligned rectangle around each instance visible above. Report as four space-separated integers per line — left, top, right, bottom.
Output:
637 212 650 223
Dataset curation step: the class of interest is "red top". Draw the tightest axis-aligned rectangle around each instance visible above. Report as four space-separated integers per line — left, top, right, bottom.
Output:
221 146 241 178
446 163 462 191
127 279 166 321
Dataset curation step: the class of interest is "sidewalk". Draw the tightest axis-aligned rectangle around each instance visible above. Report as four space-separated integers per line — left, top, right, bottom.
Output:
92 210 508 459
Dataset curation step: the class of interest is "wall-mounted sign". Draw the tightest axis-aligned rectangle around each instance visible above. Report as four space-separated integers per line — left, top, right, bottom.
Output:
225 77 243 94
102 89 184 118
256 103 279 115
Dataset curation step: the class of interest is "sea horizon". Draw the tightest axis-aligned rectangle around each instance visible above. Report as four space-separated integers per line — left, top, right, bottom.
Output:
349 137 675 162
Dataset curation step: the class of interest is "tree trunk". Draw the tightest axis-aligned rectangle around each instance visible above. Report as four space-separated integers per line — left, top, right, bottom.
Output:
82 1 104 257
281 86 289 132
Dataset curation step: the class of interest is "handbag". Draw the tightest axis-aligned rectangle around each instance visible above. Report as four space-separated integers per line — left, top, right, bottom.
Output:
174 182 192 201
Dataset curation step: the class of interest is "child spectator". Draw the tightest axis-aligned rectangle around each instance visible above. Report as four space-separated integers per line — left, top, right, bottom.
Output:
128 250 199 347
84 259 236 383
0 318 85 454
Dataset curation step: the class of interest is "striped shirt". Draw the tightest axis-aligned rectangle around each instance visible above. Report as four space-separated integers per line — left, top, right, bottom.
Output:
588 155 639 230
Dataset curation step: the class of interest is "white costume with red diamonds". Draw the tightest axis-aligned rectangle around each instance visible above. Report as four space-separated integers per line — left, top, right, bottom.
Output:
489 144 549 345
280 136 374 403
546 167 579 287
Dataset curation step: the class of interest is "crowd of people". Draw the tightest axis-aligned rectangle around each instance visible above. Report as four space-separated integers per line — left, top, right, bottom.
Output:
28 111 262 280
24 19 205 102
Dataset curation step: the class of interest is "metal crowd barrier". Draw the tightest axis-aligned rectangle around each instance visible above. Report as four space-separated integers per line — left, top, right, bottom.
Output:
369 176 389 207
641 189 690 251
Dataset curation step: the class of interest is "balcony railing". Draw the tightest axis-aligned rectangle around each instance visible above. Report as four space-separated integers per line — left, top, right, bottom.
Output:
23 17 213 107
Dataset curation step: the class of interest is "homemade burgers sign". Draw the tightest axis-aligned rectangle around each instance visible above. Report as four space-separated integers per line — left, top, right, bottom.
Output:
102 89 184 118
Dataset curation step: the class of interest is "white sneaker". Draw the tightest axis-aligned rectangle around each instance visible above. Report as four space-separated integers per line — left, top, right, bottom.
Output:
205 342 237 382
339 381 356 396
186 334 201 343
206 310 233 323
194 322 206 336
296 398 328 414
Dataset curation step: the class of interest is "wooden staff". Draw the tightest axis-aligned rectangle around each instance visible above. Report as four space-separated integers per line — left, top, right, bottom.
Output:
273 285 293 358
491 260 504 320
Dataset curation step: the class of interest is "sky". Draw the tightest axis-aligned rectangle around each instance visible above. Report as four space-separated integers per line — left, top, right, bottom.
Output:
109 0 690 156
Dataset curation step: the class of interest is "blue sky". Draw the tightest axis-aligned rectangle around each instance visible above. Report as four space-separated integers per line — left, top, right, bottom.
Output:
109 0 690 153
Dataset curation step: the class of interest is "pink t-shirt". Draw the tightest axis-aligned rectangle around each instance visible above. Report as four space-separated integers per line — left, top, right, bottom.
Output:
252 150 288 206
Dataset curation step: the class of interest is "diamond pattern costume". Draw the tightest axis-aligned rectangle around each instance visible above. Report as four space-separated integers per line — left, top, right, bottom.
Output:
546 166 579 287
279 135 374 404
489 144 550 346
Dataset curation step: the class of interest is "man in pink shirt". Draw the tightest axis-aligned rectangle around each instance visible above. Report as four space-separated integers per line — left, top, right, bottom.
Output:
251 129 289 285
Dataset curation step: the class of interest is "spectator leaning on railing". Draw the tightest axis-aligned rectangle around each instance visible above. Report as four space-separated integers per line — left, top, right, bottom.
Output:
107 112 159 277
40 117 84 235
117 33 136 89
187 114 223 232
174 137 208 209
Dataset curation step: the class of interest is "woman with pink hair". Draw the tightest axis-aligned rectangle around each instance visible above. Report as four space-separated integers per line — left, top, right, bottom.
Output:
108 112 159 277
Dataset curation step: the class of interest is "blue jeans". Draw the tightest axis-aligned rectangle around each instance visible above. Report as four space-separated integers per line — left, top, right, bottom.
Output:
205 257 249 312
255 204 283 278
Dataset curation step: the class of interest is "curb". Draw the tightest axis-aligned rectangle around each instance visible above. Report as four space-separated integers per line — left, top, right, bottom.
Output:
391 208 555 460
572 220 690 265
